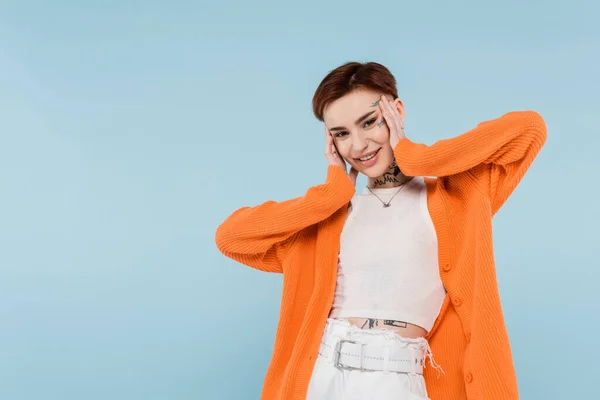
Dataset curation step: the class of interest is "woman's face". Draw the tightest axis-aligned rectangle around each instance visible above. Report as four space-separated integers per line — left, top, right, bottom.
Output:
323 89 404 178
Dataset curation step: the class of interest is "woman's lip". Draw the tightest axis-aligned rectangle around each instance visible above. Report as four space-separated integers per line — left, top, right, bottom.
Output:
354 148 381 161
356 148 381 168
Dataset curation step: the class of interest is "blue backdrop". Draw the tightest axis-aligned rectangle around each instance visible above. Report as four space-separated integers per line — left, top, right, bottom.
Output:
1 1 598 399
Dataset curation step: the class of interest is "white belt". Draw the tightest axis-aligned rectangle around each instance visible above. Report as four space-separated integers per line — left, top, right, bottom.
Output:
318 335 425 374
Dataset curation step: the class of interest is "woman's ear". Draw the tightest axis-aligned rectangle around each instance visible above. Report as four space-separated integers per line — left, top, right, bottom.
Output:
394 98 405 124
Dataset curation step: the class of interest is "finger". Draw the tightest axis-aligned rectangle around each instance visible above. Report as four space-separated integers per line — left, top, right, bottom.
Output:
329 135 336 156
382 96 400 129
379 97 398 135
325 126 333 155
386 96 403 131
331 139 341 161
329 130 341 156
381 96 402 139
324 127 342 166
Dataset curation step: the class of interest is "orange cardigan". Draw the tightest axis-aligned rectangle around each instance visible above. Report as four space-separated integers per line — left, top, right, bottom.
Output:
215 111 547 400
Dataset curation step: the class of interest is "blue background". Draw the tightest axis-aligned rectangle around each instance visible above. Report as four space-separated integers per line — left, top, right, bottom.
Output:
1 1 598 399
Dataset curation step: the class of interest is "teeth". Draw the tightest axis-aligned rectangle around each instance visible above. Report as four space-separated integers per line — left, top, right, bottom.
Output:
359 152 377 161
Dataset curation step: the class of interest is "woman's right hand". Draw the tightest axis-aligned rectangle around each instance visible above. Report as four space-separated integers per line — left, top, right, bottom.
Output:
324 126 358 185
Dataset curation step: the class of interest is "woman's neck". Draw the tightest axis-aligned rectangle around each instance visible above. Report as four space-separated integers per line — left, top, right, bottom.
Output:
367 160 412 189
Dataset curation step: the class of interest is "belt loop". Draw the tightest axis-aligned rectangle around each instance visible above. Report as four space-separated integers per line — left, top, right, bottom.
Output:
325 319 332 334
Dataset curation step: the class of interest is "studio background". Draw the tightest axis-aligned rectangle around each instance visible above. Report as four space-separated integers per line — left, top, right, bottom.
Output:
1 1 598 399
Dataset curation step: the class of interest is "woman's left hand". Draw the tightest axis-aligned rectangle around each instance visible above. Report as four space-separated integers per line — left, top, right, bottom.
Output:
378 95 406 149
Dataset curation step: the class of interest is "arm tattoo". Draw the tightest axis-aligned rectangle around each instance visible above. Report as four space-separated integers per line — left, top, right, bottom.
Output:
371 98 382 107
376 119 386 127
361 319 379 329
360 319 409 329
384 320 408 328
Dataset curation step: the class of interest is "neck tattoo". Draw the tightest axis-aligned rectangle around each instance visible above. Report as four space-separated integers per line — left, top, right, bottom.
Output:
370 160 404 188
367 160 413 208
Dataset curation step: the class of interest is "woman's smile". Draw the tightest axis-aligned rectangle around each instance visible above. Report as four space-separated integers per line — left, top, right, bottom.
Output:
354 147 382 168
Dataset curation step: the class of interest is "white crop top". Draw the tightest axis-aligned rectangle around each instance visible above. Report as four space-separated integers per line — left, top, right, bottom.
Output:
329 176 446 333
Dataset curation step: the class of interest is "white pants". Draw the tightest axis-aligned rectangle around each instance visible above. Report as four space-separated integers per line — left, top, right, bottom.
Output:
306 319 431 400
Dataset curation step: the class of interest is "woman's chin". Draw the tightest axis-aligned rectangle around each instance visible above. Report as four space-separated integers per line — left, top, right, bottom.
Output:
357 162 389 178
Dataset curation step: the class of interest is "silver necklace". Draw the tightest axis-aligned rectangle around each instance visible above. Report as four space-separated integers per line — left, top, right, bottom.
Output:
366 178 413 208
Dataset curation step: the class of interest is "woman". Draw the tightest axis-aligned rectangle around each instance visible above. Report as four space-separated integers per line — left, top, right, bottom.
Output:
215 62 547 400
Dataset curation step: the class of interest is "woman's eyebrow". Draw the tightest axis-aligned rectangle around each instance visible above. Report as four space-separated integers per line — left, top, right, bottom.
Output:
329 110 377 131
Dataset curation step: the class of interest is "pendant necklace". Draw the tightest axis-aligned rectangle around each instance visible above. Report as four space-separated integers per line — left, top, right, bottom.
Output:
366 177 413 208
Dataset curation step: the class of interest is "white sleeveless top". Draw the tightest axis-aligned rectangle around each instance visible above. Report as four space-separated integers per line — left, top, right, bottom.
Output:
329 176 446 333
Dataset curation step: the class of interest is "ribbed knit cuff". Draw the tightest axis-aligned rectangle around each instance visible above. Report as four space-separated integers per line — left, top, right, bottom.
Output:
324 165 356 203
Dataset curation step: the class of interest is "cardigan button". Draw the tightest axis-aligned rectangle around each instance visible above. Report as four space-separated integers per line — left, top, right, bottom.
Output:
465 372 473 383
453 297 463 307
465 332 471 343
442 263 451 272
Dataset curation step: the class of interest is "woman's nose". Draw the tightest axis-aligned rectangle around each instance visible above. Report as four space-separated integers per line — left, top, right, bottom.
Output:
352 136 369 152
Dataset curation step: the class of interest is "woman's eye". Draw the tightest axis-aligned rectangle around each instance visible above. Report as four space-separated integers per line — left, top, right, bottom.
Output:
335 131 349 138
364 118 377 128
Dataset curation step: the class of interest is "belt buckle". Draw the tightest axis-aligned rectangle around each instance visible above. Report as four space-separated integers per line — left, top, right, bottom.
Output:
333 339 363 371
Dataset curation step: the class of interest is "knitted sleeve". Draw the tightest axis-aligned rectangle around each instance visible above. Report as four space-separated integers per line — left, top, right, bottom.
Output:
394 111 547 214
214 165 355 273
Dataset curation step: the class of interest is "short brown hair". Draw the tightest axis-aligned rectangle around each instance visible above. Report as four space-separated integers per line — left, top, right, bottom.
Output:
312 61 399 121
